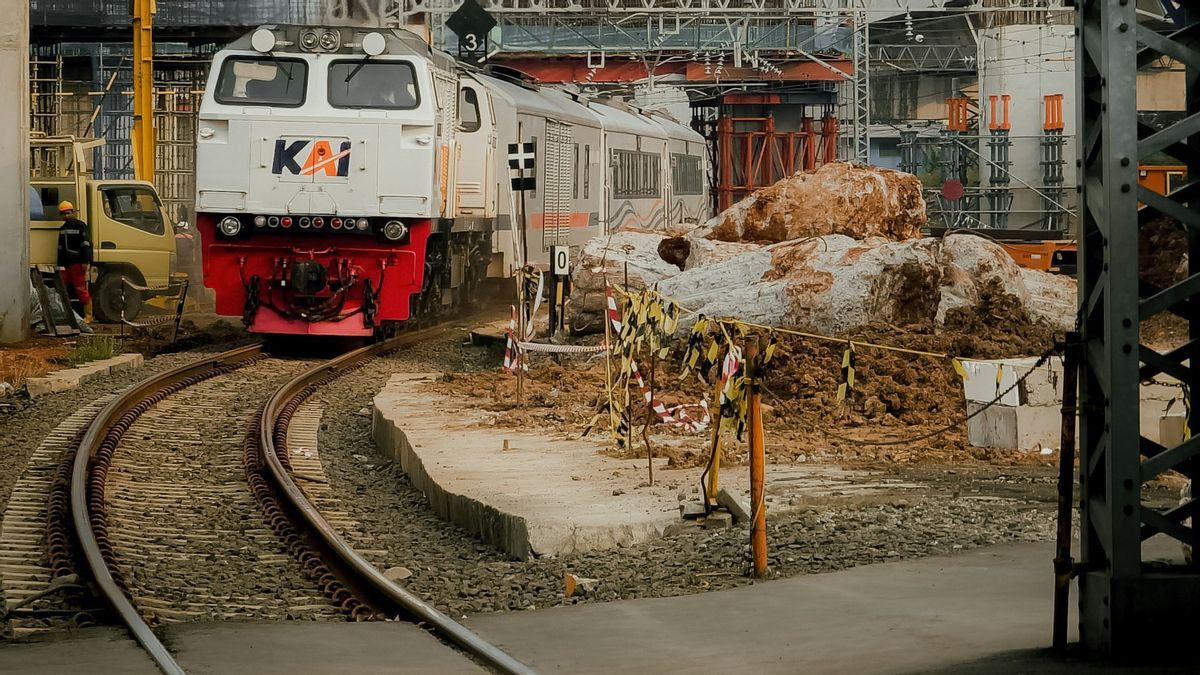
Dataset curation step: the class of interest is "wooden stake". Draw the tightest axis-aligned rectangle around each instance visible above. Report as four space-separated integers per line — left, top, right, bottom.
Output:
644 349 657 486
704 377 724 508
747 336 768 578
602 279 616 440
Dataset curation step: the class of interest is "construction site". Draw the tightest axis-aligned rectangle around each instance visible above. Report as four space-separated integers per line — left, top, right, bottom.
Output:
0 1 1197 673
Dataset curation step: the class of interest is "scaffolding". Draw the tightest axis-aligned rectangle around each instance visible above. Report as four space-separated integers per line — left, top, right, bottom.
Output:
985 94 1011 229
1040 93 1065 231
29 50 63 138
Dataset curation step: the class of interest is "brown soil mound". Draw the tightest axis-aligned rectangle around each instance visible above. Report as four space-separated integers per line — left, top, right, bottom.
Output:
436 310 1062 471
942 278 1059 358
1139 215 1187 288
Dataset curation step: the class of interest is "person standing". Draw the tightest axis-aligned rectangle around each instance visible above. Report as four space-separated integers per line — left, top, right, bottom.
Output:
56 200 93 323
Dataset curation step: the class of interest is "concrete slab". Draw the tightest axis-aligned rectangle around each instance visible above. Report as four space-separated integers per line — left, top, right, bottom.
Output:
465 541 1191 674
164 622 483 674
963 356 1185 449
25 353 144 397
373 373 922 560
0 627 158 674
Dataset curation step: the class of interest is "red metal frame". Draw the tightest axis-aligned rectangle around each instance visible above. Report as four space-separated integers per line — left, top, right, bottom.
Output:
715 113 839 211
198 214 431 336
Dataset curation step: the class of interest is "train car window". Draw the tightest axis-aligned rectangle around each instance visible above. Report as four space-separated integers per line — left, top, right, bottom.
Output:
672 154 703 195
100 186 166 235
583 145 590 199
459 88 481 132
573 143 580 199
328 60 419 110
215 57 307 107
612 149 660 199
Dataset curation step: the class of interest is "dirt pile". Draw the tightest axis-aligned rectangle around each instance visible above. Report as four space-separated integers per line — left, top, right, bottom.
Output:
437 320 1059 471
699 162 927 243
1139 215 1187 289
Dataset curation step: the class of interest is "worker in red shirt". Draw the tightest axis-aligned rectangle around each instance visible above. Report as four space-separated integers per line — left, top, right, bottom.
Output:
57 200 93 323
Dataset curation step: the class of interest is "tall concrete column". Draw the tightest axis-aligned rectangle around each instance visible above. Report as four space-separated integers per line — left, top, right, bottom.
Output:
0 3 29 343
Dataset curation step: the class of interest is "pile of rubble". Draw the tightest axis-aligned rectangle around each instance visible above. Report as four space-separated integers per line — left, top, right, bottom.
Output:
571 162 1076 336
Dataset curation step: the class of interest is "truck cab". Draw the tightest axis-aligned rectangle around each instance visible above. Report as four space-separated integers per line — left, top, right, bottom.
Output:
29 136 178 323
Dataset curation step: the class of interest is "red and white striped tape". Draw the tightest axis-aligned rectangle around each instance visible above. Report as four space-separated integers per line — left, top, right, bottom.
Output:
606 286 622 336
629 358 710 433
502 305 525 373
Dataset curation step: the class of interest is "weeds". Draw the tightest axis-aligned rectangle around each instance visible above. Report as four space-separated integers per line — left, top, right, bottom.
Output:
64 335 118 367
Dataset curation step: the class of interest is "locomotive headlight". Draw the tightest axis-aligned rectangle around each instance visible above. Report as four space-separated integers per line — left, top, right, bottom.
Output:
382 220 408 242
254 215 266 227
319 30 340 51
300 30 320 51
313 217 325 228
356 218 370 231
251 28 277 53
218 216 242 237
268 216 280 228
362 32 386 57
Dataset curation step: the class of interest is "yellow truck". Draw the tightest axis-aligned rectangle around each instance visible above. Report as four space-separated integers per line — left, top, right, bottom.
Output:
29 136 179 323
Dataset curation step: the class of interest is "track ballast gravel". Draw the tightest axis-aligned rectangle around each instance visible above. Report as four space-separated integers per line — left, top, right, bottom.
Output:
312 327 1060 618
106 358 342 623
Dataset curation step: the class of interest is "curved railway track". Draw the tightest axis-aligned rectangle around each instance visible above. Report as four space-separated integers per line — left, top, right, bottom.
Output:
64 334 532 675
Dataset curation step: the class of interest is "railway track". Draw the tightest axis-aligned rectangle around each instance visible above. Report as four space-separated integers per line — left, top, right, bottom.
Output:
56 333 531 675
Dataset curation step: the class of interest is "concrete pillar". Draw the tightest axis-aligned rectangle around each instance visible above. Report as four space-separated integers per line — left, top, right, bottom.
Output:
0 3 29 343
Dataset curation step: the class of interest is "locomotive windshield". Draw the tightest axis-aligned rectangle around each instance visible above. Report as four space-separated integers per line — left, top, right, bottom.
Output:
215 56 307 107
328 60 419 110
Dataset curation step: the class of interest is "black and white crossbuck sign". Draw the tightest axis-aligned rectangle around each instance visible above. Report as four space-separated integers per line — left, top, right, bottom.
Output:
507 141 536 192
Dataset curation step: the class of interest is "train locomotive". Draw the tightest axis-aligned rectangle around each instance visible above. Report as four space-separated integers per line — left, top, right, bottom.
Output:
196 25 708 336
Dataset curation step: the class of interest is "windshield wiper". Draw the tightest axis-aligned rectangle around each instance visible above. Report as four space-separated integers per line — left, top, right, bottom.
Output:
260 51 294 83
345 56 371 84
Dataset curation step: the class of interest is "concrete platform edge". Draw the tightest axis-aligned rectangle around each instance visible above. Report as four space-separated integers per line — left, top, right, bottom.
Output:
372 404 534 560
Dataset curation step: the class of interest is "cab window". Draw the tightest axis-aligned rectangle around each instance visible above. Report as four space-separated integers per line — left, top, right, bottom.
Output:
459 88 481 132
101 186 165 235
328 60 419 109
215 57 307 107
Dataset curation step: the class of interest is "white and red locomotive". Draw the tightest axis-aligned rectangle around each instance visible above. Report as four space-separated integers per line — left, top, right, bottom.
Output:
196 25 708 336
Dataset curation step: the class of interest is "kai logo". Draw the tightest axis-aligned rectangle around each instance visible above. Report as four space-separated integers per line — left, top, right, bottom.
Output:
272 138 351 178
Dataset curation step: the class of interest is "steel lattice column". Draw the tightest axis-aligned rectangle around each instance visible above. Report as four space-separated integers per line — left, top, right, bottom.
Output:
1077 0 1200 658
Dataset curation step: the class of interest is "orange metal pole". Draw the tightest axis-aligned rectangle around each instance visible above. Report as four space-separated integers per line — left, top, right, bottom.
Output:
718 115 733 211
763 115 775 186
747 336 768 579
820 115 838 165
802 117 816 170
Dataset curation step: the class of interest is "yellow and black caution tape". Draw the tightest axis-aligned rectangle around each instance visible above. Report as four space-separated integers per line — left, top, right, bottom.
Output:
836 341 856 403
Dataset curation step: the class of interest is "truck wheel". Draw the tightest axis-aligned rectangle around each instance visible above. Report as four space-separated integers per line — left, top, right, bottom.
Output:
94 272 142 323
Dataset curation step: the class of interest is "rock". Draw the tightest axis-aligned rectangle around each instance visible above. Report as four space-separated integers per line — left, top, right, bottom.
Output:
703 511 733 529
716 488 752 524
384 566 413 582
564 573 598 597
568 229 687 331
697 162 926 243
658 237 691 270
679 501 707 520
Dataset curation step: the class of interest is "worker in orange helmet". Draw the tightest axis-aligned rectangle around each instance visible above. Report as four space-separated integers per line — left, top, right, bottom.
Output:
56 200 93 323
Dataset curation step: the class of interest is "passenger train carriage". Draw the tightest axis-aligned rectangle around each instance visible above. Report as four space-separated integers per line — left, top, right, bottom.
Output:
196 26 708 336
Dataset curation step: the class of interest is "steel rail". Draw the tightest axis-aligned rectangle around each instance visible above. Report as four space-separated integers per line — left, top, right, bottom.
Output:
258 328 535 675
70 344 265 675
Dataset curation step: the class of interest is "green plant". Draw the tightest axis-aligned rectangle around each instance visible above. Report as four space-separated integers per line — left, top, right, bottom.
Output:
65 335 118 367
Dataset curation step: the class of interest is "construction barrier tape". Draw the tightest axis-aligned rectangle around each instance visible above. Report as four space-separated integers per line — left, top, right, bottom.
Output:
836 342 856 403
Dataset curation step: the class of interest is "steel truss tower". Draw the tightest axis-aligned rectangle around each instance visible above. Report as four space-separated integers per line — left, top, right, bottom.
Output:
1077 0 1200 658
